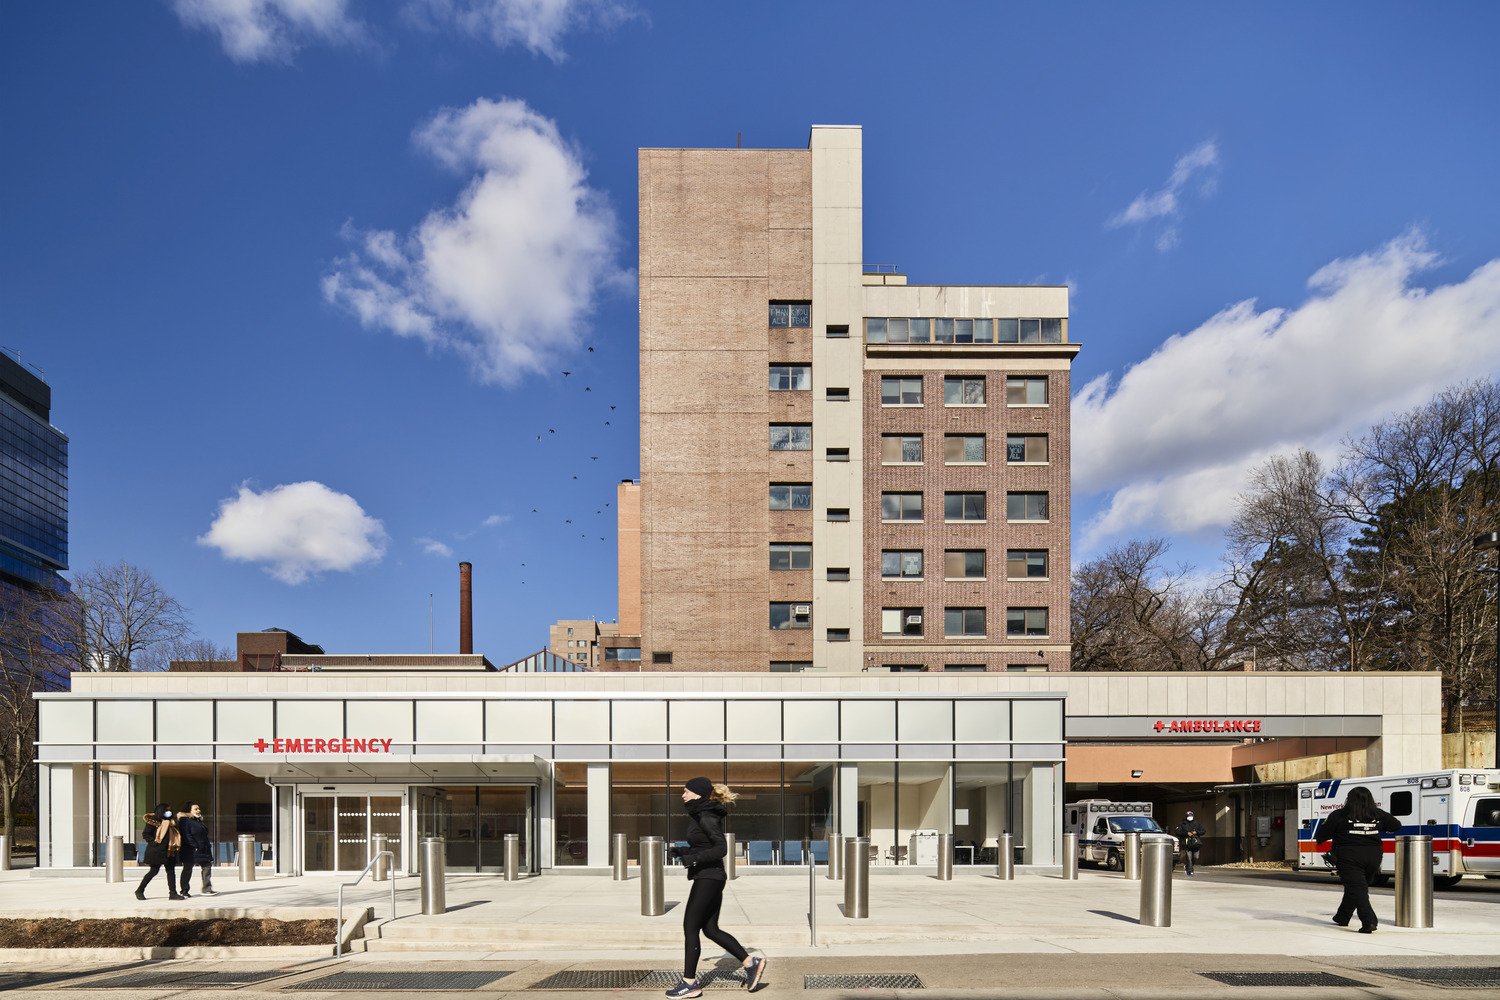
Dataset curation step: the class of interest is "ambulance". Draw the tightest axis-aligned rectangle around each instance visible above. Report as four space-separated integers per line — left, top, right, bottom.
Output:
1296 769 1500 889
1065 799 1180 871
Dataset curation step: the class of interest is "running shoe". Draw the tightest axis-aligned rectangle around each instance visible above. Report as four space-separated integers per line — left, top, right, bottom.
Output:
744 957 768 991
665 980 702 998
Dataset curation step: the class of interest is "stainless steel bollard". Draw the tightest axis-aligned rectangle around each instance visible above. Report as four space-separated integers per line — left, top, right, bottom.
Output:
1139 836 1173 926
843 837 869 918
502 834 520 881
612 832 628 880
827 835 843 880
1123 831 1141 880
420 837 447 914
640 836 665 916
996 833 1014 880
724 833 737 880
0 835 10 872
237 834 257 882
105 835 124 882
372 834 389 882
936 833 953 880
1394 835 1434 929
1062 832 1079 880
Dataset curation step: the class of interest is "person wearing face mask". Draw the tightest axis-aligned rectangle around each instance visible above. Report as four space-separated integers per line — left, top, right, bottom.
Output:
177 801 216 897
663 778 767 997
1173 811 1207 877
135 803 182 901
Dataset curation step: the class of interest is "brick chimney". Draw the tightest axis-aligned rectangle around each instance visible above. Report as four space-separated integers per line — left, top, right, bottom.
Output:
459 561 473 655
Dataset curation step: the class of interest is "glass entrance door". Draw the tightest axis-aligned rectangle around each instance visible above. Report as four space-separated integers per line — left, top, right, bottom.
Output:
302 793 403 873
414 785 537 873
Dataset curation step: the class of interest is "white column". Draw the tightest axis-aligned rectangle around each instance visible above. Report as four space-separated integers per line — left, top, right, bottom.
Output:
587 763 610 866
837 762 859 838
43 763 90 867
1022 763 1059 866
538 775 555 870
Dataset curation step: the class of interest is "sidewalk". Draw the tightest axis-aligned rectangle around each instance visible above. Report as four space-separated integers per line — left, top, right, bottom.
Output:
1 866 1492 960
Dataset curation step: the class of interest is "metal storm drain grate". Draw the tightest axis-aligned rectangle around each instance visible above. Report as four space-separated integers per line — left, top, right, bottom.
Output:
0 973 84 990
71 970 294 989
528 970 656 990
1367 967 1500 988
637 971 744 990
804 974 925 990
286 972 512 991
1199 972 1369 988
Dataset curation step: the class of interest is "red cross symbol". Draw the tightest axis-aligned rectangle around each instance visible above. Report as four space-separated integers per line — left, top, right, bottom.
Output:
1152 721 1165 732
253 738 269 752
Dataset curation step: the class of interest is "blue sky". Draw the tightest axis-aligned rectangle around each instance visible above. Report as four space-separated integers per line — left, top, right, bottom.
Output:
4 2 1499 657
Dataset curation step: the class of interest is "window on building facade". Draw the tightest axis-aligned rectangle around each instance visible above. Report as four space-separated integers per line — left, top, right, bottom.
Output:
826 324 849 339
944 492 986 521
944 549 985 579
652 651 673 664
1006 376 1048 405
944 376 986 406
1007 664 1047 673
826 447 850 462
769 364 811 390
880 434 923 464
604 647 642 661
944 607 987 638
1006 492 1049 521
827 567 850 581
826 387 850 401
770 423 812 451
879 377 923 405
770 542 812 571
881 607 924 637
770 602 812 630
770 661 813 672
769 301 812 328
827 507 850 522
885 664 925 672
944 434 986 464
881 492 923 522
1006 607 1050 637
944 664 986 672
1006 434 1048 463
769 483 812 510
881 550 923 579
827 628 850 642
1007 549 1048 579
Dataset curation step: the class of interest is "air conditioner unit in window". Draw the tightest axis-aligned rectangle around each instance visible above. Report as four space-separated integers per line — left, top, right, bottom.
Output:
793 605 811 616
905 614 923 625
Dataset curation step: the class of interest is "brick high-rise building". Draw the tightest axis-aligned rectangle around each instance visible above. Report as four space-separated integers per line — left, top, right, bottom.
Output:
635 126 1078 673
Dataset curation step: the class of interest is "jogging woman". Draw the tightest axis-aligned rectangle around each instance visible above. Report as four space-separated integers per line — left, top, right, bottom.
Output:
665 777 767 997
1324 786 1400 933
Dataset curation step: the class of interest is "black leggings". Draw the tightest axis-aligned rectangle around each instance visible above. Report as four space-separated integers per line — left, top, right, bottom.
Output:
1334 847 1382 928
682 878 748 978
137 860 177 895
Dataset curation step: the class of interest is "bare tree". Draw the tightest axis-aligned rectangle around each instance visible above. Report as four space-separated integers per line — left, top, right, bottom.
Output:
137 635 235 673
1071 538 1227 671
0 586 70 844
67 561 190 672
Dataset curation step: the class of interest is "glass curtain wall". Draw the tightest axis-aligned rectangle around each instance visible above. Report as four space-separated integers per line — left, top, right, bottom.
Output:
553 764 589 866
609 763 669 864
95 763 272 868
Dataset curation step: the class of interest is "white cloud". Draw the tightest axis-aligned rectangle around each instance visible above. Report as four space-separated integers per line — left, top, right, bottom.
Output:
410 0 633 61
417 536 454 557
1075 230 1500 551
172 0 365 62
323 97 628 386
482 514 509 527
1108 139 1220 251
198 481 387 584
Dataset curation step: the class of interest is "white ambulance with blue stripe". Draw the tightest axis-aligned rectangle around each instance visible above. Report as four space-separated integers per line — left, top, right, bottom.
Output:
1065 799 1180 871
1297 770 1500 888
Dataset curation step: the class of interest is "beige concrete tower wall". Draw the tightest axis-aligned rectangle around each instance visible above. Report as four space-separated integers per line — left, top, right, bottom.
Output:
616 481 641 635
862 284 1076 672
811 125 865 672
638 148 813 671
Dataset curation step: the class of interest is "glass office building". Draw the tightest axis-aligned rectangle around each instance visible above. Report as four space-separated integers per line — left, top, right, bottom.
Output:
0 352 68 592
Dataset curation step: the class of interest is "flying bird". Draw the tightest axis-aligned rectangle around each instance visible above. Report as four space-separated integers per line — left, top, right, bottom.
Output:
561 370 572 377
610 405 617 410
587 346 595 353
604 420 610 426
565 519 572 524
591 456 599 461
549 428 557 434
584 386 592 392
532 508 538 513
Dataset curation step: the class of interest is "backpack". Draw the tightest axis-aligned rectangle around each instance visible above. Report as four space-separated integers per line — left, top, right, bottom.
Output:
1185 833 1202 851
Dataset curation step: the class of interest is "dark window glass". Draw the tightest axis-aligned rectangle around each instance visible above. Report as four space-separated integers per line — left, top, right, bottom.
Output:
944 608 986 637
769 483 812 510
770 424 812 451
881 492 923 521
1006 492 1049 521
881 550 923 578
944 492 986 521
770 543 812 571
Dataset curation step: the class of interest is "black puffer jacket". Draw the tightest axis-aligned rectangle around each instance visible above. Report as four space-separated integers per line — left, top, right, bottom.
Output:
679 799 729 882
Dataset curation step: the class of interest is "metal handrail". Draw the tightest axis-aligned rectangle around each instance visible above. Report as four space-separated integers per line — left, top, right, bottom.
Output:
335 850 396 956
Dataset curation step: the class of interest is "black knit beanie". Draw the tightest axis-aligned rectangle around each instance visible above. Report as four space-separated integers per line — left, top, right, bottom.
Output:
685 776 715 799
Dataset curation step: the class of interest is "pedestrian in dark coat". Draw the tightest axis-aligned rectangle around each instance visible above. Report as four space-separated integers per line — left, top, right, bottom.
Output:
177 801 216 897
135 803 182 901
1324 786 1401 933
663 778 767 997
1173 811 1207 876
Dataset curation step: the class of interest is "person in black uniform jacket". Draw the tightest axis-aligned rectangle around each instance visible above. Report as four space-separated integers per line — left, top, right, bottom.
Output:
177 801 216 897
135 803 182 901
1323 786 1401 933
664 777 767 998
1173 811 1207 876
